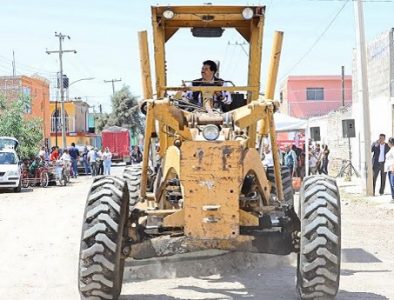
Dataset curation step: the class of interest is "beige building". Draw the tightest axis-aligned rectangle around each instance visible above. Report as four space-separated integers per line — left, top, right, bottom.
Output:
49 99 97 148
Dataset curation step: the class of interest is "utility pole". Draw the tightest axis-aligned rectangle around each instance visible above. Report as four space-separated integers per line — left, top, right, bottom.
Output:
46 32 77 149
104 78 122 95
12 50 16 76
354 0 373 196
341 66 345 107
341 66 352 179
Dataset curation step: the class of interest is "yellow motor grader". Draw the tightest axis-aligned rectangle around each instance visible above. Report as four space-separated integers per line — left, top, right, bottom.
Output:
78 5 341 300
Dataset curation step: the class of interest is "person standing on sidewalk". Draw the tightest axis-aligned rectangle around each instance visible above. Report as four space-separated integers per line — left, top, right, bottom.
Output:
284 144 297 177
97 148 104 175
69 143 80 178
102 147 112 176
384 137 394 203
321 145 330 175
88 147 98 177
371 134 390 196
82 146 90 175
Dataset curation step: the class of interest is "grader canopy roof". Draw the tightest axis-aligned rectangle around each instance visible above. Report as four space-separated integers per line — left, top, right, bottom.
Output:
150 5 265 100
151 5 265 42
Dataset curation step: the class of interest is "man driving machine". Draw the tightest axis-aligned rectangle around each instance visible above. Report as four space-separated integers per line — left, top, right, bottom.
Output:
184 60 232 112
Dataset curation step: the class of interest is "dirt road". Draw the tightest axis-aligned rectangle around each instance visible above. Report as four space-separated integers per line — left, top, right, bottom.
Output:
0 170 393 300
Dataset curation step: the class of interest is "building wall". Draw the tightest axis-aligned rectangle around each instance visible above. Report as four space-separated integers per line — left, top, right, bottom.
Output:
0 75 50 139
308 106 353 175
280 75 352 119
21 76 50 139
352 28 394 140
49 100 94 148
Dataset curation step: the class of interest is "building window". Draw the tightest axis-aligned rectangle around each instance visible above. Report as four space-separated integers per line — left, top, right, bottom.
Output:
21 87 32 113
51 109 69 132
306 87 324 100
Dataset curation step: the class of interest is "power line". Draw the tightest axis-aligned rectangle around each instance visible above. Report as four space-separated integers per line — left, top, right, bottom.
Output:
0 53 57 75
304 0 393 2
279 0 351 82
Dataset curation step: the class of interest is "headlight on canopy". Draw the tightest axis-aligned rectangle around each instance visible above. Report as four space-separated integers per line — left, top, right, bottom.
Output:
163 9 175 19
202 124 220 141
242 7 254 20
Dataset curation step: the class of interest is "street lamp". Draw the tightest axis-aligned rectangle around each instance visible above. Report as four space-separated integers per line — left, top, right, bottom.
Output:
69 77 95 87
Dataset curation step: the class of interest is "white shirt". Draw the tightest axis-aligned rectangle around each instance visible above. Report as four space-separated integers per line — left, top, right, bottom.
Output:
87 150 97 162
309 155 318 168
60 153 71 162
379 144 385 162
384 147 394 172
102 151 112 162
263 152 274 167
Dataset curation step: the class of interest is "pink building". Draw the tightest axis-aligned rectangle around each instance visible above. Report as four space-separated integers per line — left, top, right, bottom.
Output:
280 75 352 118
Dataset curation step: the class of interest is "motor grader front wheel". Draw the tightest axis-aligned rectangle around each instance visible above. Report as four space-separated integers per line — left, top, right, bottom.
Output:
78 176 129 300
297 175 341 300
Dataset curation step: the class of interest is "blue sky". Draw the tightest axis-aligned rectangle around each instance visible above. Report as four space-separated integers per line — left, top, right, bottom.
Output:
0 0 393 112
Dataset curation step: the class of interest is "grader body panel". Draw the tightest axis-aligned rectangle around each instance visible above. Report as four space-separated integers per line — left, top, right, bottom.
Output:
78 4 342 300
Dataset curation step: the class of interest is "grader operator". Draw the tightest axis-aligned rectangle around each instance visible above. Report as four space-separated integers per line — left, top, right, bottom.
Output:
78 5 341 300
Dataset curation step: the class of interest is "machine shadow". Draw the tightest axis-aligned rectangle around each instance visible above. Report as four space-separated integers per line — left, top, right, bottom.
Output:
120 251 389 300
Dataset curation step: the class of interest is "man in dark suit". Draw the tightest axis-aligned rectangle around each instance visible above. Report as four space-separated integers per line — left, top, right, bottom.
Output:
371 133 390 195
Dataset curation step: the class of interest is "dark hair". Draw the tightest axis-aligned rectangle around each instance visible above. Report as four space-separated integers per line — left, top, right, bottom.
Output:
71 142 75 147
389 137 394 145
379 133 386 138
203 60 217 73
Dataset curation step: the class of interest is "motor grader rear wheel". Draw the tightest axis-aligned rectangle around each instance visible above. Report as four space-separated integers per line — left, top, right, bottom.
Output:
297 175 341 300
78 176 129 300
266 165 294 206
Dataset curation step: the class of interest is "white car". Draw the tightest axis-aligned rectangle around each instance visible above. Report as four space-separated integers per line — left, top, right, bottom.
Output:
0 147 22 193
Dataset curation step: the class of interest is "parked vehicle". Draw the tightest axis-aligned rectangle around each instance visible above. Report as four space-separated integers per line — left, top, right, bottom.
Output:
101 126 131 164
0 148 22 192
21 159 50 188
0 137 21 192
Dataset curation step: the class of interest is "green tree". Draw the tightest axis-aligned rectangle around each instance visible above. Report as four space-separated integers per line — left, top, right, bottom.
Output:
0 94 43 158
96 86 144 134
95 113 110 133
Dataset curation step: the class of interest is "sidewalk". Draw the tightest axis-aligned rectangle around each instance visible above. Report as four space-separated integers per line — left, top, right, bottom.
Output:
336 176 394 209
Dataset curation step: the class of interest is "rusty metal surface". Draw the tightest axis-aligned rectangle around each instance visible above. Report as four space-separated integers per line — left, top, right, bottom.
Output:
180 141 243 239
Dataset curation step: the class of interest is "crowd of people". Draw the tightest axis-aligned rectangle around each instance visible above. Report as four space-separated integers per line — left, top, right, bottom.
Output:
32 143 146 179
261 133 394 202
262 142 330 178
34 143 114 178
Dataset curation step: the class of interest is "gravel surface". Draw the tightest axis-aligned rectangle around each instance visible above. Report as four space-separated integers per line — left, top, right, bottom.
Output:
0 171 393 300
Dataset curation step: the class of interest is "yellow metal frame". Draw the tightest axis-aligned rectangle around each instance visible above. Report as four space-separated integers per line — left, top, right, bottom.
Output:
136 5 286 240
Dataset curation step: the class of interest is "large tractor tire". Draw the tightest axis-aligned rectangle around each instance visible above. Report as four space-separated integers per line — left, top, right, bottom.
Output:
78 176 129 300
122 166 144 255
122 165 142 207
297 175 341 300
266 166 294 206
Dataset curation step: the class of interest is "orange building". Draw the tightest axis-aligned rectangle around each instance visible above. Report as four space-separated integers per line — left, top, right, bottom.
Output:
0 75 51 139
